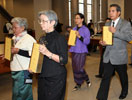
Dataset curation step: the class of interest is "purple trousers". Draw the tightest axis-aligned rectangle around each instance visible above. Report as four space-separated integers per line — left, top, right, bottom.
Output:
72 53 89 85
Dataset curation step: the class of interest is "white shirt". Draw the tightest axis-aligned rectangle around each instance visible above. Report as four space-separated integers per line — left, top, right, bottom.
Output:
111 17 120 27
11 31 36 71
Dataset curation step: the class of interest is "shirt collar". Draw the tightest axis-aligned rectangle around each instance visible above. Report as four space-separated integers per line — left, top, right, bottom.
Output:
13 31 27 44
111 17 120 27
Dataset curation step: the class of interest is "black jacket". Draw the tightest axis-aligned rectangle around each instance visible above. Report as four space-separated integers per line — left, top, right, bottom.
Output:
39 30 68 77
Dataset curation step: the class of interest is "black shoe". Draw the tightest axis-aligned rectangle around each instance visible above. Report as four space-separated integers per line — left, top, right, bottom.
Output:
129 63 132 66
96 97 101 100
119 92 128 99
112 73 115 76
87 53 91 56
95 74 102 78
86 80 91 87
73 84 81 91
93 49 97 52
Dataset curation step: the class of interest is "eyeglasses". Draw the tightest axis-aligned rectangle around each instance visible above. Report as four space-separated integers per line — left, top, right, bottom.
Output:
38 19 49 24
12 26 21 29
74 18 81 20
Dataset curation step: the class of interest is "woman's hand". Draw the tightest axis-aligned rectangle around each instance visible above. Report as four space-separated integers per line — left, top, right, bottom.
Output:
28 68 34 74
39 44 51 57
0 54 6 64
0 54 5 60
76 31 81 38
11 47 19 54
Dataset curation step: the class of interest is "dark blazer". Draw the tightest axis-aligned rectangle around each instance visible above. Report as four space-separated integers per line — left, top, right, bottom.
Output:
39 30 68 77
103 18 132 65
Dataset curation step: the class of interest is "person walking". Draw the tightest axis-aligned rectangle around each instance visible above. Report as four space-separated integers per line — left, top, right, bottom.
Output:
96 4 132 100
69 13 91 91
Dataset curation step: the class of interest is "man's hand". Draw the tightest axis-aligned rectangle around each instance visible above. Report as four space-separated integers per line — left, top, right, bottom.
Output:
99 40 107 46
109 26 116 33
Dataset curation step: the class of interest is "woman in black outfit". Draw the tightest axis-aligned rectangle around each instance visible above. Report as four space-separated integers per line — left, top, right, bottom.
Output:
38 10 68 100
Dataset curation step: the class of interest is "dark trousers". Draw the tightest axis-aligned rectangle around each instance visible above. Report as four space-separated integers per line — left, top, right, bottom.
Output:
72 53 89 85
98 47 105 76
38 73 67 100
98 55 104 76
96 61 128 100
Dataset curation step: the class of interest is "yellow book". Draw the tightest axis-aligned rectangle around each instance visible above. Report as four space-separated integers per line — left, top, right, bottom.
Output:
0 44 4 55
103 26 113 45
4 37 13 61
29 43 43 73
68 30 76 46
129 41 132 44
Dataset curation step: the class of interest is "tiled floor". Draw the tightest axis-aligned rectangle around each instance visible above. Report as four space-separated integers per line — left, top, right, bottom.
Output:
1 45 132 100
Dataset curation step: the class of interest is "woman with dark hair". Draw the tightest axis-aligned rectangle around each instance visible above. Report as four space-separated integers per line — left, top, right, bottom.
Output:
69 13 91 91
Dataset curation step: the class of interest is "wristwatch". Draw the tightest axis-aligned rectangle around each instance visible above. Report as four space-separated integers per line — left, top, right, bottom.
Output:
49 53 53 59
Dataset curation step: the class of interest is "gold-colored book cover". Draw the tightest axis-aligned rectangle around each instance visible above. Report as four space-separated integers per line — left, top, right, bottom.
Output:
103 26 113 45
68 30 76 46
0 44 4 55
129 41 132 44
4 37 13 61
29 43 43 73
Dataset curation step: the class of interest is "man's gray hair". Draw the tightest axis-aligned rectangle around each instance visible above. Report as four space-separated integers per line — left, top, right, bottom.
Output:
11 17 28 30
38 10 58 27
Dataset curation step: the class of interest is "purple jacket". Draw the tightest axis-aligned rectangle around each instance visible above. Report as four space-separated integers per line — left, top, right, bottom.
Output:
69 25 90 53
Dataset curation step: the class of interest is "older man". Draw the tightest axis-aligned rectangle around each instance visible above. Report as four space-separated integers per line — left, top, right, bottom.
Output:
96 4 132 100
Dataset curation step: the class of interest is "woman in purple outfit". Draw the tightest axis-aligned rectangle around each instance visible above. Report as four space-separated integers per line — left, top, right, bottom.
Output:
69 13 91 91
